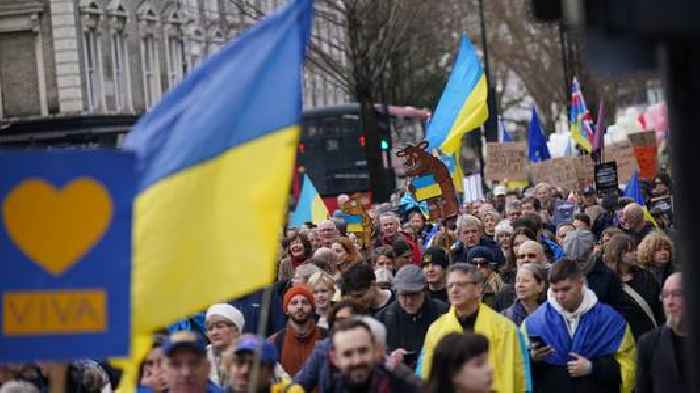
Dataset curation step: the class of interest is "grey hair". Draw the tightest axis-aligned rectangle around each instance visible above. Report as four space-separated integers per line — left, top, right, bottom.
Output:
360 316 387 350
379 211 400 224
0 382 40 393
447 262 484 283
456 214 483 232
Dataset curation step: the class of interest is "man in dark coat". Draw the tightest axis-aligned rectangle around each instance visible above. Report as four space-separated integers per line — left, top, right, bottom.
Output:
636 272 688 393
452 214 505 265
375 265 448 369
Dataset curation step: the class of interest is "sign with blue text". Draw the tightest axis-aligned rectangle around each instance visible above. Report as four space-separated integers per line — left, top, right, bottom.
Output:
0 150 134 362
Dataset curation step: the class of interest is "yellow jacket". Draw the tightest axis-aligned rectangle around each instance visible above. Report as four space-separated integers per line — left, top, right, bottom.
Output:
418 303 531 393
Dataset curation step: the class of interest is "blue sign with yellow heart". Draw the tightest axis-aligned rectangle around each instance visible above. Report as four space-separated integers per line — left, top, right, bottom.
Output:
0 150 134 362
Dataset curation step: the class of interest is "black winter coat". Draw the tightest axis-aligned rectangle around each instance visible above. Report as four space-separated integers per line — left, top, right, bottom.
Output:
585 260 624 310
375 297 449 369
636 326 688 393
532 354 621 393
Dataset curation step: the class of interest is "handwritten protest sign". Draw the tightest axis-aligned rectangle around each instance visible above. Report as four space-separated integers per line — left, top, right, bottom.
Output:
628 131 657 180
529 157 581 192
485 142 527 181
603 142 638 184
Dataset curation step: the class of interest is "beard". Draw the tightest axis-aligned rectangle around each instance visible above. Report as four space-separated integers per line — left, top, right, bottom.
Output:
667 314 687 333
342 365 373 391
290 312 310 325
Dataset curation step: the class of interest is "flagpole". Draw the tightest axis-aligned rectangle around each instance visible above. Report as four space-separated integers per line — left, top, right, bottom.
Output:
249 284 273 393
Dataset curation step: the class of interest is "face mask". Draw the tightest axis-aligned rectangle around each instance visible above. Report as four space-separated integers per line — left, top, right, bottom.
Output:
375 267 393 283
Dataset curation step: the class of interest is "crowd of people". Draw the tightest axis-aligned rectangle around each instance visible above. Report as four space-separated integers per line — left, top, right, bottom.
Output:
0 172 685 393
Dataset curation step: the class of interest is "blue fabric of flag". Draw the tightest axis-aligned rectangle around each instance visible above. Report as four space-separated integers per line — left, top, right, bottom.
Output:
528 108 551 162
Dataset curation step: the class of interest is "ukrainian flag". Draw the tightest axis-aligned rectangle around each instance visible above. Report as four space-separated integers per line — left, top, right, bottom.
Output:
425 34 488 155
289 174 329 226
123 0 312 339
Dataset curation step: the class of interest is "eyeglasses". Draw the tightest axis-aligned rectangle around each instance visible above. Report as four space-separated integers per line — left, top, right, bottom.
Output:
446 280 480 290
661 290 683 300
517 253 539 260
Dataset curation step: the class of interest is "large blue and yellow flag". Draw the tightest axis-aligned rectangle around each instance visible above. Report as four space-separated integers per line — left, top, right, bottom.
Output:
425 34 488 155
122 0 312 341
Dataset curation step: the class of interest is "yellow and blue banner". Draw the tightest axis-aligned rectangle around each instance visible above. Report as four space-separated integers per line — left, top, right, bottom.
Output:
290 174 329 226
425 34 488 155
119 0 312 374
0 150 135 362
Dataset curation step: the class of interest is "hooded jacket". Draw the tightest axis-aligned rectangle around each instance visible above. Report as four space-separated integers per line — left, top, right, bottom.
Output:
417 304 531 393
522 287 636 393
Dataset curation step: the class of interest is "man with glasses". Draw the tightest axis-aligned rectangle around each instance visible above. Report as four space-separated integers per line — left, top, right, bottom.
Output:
418 263 529 392
636 272 687 392
515 241 549 269
453 215 505 266
376 265 448 370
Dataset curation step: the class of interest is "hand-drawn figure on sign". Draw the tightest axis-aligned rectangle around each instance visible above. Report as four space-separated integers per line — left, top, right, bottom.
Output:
396 141 459 219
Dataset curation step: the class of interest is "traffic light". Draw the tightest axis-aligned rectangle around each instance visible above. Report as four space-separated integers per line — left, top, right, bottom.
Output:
380 139 389 151
359 135 366 147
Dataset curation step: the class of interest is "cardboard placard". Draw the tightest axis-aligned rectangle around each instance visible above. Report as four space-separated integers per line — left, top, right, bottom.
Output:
603 142 638 184
529 157 581 192
485 142 527 181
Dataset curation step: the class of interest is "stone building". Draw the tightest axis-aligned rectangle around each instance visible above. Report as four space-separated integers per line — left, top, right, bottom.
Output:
0 0 349 147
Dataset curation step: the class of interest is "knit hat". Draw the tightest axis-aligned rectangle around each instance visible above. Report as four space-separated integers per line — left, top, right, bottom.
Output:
563 229 594 261
206 303 245 332
422 247 449 268
283 285 315 311
466 246 495 264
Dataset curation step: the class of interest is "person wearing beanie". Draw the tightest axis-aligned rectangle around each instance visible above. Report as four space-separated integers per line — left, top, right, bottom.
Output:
563 229 624 310
205 304 245 387
467 246 505 310
421 247 450 303
376 265 449 370
268 285 326 376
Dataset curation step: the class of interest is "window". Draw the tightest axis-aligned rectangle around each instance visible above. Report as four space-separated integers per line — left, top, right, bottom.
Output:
141 35 160 109
111 30 131 111
81 1 104 112
204 0 219 18
83 29 100 111
167 36 185 87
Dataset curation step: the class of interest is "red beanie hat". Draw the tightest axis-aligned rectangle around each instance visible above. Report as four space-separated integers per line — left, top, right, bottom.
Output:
283 285 315 311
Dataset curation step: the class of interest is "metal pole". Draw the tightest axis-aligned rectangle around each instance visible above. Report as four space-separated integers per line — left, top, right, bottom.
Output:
248 284 273 393
477 0 499 143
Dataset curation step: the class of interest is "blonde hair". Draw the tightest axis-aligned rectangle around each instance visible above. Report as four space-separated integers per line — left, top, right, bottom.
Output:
637 231 673 267
308 271 336 292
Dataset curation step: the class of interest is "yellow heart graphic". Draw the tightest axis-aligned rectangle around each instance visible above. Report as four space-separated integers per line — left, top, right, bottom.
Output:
2 178 113 276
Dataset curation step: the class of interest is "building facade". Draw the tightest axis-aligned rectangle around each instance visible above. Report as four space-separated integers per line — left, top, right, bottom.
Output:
0 0 349 146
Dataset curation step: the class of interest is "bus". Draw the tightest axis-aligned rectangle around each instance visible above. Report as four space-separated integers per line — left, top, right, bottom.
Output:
296 103 430 211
